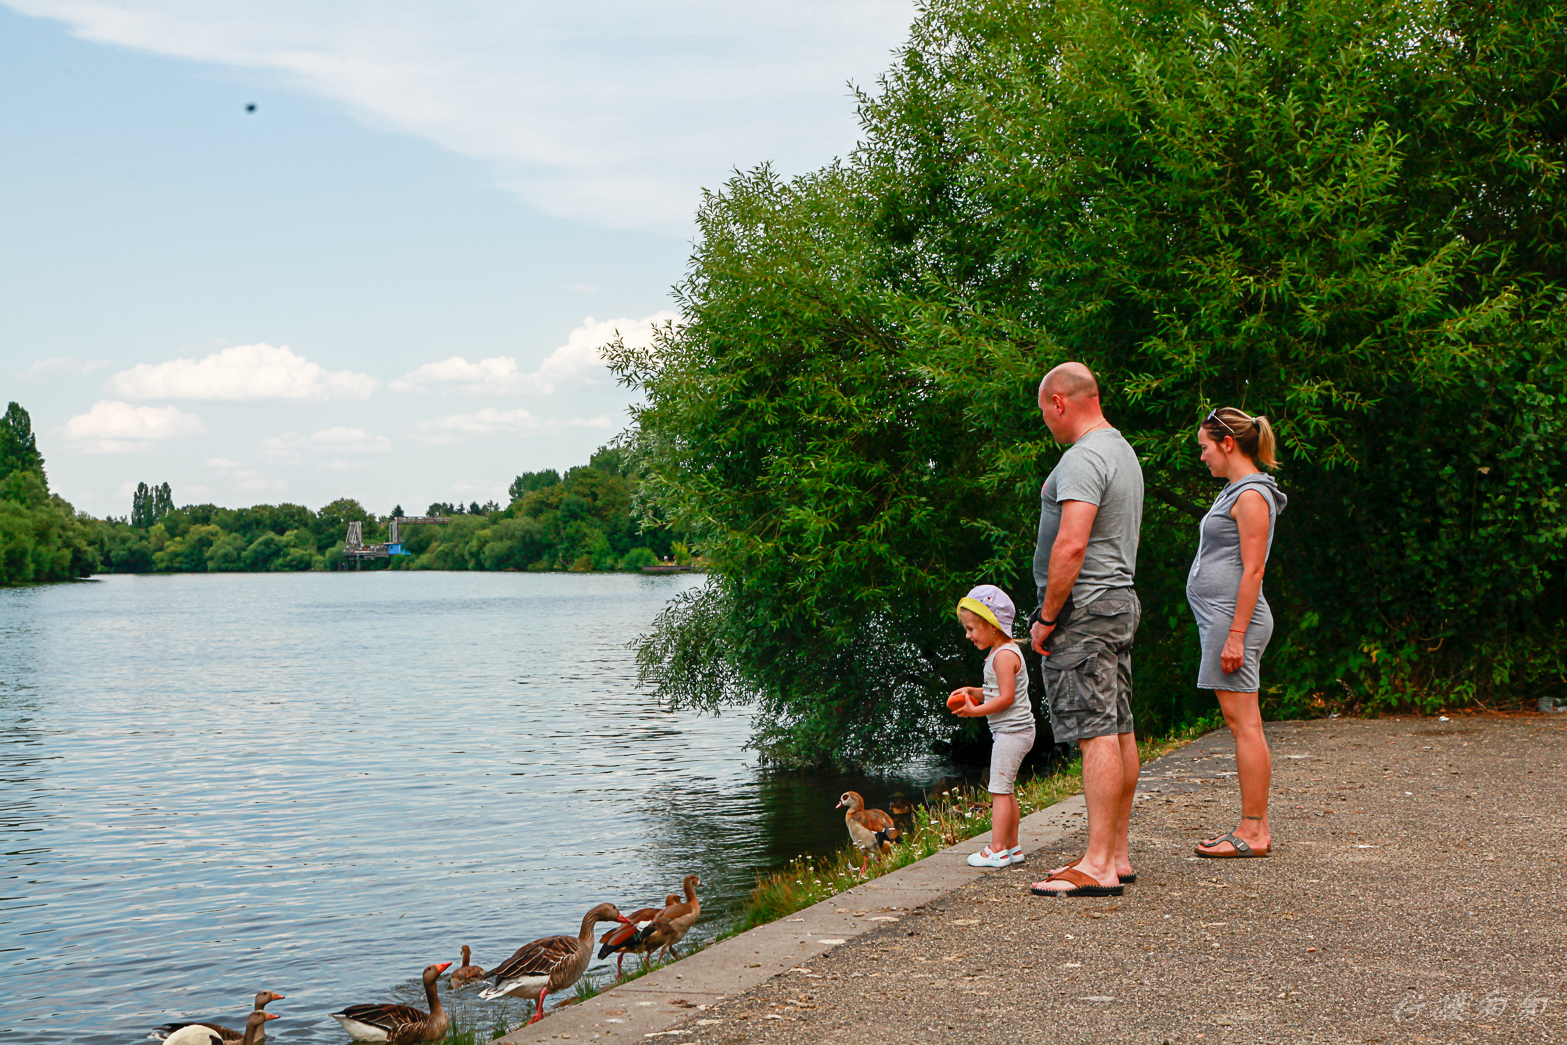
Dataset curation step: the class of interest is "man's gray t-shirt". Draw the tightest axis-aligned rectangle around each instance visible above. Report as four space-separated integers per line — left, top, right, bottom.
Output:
1033 427 1144 609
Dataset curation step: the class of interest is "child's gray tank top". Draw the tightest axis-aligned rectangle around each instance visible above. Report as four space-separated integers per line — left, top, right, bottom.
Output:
982 642 1033 735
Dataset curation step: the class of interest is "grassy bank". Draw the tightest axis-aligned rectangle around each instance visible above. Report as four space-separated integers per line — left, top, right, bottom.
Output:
723 719 1217 938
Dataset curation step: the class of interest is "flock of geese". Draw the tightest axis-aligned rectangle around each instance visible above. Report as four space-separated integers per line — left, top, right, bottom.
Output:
147 876 702 1045
146 789 916 1045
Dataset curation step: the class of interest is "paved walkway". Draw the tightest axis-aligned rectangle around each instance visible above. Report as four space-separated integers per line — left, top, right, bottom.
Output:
498 715 1566 1045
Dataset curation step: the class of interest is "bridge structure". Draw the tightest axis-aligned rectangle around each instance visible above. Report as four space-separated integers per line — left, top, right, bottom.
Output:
341 516 449 566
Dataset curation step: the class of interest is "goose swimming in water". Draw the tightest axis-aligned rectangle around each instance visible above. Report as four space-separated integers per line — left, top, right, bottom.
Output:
329 962 452 1043
162 1011 276 1045
150 991 285 1043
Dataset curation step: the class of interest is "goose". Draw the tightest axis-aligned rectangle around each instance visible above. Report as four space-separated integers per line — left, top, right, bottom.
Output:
329 961 452 1043
837 791 899 875
150 990 285 1042
629 875 701 962
478 903 629 1024
163 1011 276 1045
448 945 486 990
598 894 681 978
888 793 916 837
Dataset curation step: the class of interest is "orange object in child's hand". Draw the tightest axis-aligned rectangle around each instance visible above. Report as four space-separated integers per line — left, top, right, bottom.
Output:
946 691 970 712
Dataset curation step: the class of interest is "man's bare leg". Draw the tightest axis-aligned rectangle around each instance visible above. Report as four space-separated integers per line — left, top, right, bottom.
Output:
1033 733 1122 891
1043 731 1139 881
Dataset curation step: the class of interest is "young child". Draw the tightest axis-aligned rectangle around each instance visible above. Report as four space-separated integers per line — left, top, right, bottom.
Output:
950 584 1036 868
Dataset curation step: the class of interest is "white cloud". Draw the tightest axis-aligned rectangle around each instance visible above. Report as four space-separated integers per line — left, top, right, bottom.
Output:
415 408 541 443
260 426 393 465
3 2 915 233
61 400 208 453
108 344 377 402
393 311 676 395
414 407 618 444
24 356 110 377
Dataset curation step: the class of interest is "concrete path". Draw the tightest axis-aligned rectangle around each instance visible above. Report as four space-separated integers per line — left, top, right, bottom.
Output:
495 715 1566 1045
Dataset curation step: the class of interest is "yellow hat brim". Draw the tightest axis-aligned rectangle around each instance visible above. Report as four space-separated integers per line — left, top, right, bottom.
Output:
956 597 1004 633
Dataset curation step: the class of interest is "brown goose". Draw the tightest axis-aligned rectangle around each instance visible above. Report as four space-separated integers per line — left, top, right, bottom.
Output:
630 875 701 961
150 990 285 1042
329 961 452 1043
448 945 486 990
597 893 681 978
162 1011 277 1045
837 791 899 875
478 903 629 1023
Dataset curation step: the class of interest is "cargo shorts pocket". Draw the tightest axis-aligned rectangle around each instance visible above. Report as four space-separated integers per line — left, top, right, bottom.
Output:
1042 648 1102 713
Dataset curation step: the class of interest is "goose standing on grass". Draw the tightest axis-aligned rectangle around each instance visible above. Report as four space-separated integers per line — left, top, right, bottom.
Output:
449 945 486 990
150 990 285 1042
598 894 681 978
837 791 900 875
329 962 452 1042
478 903 629 1024
630 875 701 961
163 1011 276 1045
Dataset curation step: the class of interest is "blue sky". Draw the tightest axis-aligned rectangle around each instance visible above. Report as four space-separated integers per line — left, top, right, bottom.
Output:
1 1 913 516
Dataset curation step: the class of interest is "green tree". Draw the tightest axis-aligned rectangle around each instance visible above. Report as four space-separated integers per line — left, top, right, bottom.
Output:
611 0 1567 765
509 469 562 501
0 402 44 480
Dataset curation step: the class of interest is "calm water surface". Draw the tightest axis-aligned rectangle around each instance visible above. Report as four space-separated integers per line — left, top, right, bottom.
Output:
0 573 957 1044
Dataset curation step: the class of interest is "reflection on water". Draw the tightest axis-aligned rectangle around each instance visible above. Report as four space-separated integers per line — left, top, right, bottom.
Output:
0 573 964 1044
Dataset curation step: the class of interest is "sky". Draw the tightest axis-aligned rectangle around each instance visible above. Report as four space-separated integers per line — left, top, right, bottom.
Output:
1 1 915 516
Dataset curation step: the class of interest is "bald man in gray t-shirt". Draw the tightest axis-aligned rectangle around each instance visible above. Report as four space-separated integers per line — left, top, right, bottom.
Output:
1028 362 1144 898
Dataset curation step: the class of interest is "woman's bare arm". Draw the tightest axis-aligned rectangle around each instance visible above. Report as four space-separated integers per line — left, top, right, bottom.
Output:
1222 488 1271 673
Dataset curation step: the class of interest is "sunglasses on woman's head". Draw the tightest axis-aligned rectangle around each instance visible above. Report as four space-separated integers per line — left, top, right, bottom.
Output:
1204 408 1237 435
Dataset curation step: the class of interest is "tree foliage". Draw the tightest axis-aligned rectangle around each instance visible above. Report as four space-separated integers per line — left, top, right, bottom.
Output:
0 403 98 585
612 0 1567 766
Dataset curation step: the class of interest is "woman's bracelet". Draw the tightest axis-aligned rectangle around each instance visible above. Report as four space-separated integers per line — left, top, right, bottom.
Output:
1229 628 1246 633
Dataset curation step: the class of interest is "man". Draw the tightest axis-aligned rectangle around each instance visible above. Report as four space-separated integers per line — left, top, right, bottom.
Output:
1029 362 1144 897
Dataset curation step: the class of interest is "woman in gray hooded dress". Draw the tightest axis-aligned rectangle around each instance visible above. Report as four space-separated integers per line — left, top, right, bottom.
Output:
1187 407 1286 859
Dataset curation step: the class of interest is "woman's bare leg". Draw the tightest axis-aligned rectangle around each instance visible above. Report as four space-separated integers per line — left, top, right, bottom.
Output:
1198 690 1271 853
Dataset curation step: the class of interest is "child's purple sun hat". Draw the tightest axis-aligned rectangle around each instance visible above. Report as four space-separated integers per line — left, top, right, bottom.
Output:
956 584 1016 636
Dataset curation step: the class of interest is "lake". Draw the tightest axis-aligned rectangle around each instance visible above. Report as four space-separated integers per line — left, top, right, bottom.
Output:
0 572 956 1045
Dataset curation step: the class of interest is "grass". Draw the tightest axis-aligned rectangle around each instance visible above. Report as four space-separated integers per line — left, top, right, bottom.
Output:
441 1011 518 1045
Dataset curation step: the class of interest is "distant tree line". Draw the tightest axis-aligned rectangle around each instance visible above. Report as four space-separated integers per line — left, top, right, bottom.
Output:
0 401 680 584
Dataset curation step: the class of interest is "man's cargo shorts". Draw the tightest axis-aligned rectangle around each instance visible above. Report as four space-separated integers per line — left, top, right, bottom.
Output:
1042 588 1141 743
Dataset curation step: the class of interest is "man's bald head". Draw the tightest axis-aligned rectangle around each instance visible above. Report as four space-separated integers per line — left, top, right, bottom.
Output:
1039 362 1100 402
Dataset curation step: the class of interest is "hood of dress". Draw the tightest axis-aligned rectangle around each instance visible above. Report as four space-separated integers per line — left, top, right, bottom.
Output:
1229 471 1286 514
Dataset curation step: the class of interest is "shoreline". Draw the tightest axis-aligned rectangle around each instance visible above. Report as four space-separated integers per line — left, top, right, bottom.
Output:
482 726 1216 1044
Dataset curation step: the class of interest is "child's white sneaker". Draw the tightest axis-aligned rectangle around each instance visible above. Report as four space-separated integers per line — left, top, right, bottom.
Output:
967 846 1010 868
1008 846 1026 865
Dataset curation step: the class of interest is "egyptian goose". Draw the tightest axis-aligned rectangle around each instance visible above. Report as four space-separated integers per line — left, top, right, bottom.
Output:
150 990 285 1042
598 894 681 978
162 1011 276 1045
448 945 486 990
329 962 452 1043
837 791 899 875
630 875 701 961
478 903 629 1024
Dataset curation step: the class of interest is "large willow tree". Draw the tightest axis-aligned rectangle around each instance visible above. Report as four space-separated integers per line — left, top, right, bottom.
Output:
610 0 1567 766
